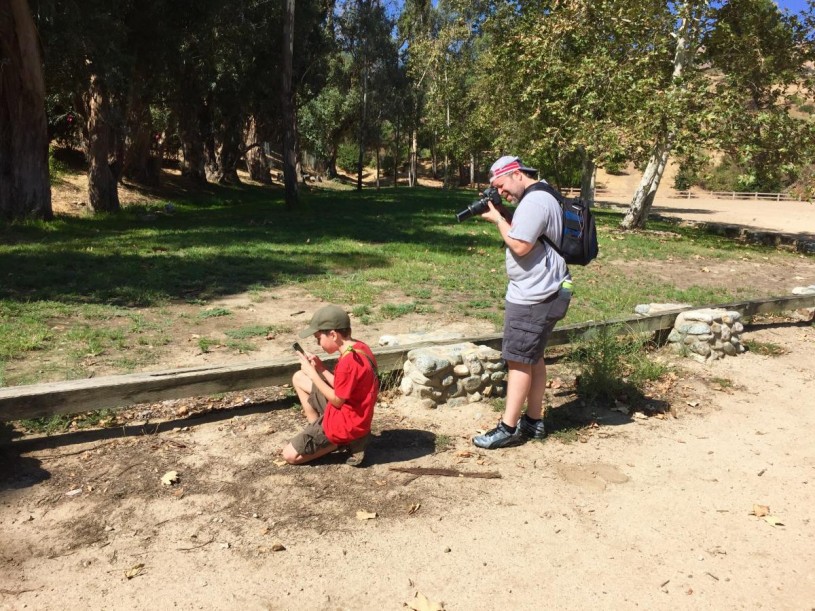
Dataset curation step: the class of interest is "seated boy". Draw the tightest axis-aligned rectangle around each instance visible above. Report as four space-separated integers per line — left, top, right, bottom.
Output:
281 305 378 466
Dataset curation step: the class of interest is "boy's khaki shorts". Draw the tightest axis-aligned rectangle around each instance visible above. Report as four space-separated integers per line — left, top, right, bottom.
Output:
289 388 335 456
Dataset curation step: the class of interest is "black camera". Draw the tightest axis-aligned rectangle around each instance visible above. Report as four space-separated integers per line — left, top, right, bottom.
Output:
456 187 502 222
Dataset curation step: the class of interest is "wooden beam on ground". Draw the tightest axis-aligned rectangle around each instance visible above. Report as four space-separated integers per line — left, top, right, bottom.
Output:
1 294 813 422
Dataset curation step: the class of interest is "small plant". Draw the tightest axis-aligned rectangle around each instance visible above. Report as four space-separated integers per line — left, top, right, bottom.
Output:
435 434 453 452
380 303 417 319
569 325 666 407
225 339 256 353
224 325 273 340
743 339 786 356
199 307 232 319
198 337 220 353
19 408 117 435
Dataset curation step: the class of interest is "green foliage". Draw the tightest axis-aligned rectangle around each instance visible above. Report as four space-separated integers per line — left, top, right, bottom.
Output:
199 307 232 319
569 326 668 407
743 339 786 356
337 141 368 172
0 185 805 387
19 408 118 435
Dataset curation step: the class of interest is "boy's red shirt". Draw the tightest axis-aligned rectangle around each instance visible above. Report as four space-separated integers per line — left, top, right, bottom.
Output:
322 341 377 445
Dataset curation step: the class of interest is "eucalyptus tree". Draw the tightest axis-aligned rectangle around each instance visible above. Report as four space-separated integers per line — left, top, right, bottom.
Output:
336 0 398 190
36 0 133 213
1 0 51 220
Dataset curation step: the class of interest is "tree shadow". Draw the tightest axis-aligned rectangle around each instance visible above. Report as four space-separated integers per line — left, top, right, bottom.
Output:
1 185 492 307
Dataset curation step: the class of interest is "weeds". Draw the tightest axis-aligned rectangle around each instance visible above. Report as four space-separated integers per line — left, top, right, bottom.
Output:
568 325 669 407
743 339 787 356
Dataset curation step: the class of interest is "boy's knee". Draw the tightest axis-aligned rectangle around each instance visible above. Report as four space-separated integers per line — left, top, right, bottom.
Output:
281 444 300 464
292 369 309 389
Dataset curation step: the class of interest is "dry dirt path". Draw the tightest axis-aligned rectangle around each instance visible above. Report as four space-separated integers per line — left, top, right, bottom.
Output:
1 324 813 610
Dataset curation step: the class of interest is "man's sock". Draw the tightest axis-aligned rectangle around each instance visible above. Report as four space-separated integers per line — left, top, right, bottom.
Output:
500 421 517 433
523 415 542 424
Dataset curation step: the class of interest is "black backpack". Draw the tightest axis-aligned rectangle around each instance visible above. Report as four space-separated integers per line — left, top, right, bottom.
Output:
524 182 599 266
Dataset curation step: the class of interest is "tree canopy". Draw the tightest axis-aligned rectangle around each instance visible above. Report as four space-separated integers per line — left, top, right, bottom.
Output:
2 0 813 225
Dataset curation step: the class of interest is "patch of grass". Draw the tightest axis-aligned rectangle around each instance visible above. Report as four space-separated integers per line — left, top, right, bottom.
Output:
19 408 118 435
198 337 220 353
743 339 787 356
224 325 273 340
435 434 453 452
199 307 232 319
0 183 805 387
225 339 256 353
380 303 418 319
710 376 734 389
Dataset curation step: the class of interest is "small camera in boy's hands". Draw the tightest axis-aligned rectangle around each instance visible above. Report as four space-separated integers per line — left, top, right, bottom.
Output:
292 341 305 355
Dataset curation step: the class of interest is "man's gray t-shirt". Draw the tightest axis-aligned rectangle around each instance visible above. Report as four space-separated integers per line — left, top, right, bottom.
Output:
505 182 569 305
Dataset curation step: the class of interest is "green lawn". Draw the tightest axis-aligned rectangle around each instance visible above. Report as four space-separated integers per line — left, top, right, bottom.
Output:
0 182 803 387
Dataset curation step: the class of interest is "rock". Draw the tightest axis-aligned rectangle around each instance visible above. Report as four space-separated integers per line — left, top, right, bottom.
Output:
792 285 815 295
468 392 483 403
453 364 470 376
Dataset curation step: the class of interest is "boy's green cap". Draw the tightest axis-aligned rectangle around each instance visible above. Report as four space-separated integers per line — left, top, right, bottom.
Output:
298 305 351 338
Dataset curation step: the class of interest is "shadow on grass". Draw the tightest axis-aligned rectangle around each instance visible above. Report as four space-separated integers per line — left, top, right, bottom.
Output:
1 185 488 306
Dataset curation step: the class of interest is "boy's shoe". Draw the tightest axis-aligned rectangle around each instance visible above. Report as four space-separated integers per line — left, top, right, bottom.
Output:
473 421 522 449
343 434 369 467
518 414 546 440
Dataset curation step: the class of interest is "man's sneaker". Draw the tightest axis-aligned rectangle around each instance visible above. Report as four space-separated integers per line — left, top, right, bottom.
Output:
473 421 522 449
518 414 546 440
343 434 369 467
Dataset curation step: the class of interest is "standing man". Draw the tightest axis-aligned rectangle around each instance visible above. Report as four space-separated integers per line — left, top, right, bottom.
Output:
473 156 573 449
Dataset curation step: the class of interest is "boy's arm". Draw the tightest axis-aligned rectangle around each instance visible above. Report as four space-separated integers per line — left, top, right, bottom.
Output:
297 353 343 407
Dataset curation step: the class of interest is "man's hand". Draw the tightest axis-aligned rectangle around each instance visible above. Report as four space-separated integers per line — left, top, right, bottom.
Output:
480 201 506 226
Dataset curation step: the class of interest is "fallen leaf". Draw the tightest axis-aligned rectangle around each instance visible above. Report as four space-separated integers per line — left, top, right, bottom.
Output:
763 516 784 527
408 503 421 515
686 401 699 407
65 488 82 496
751 504 770 517
455 451 473 458
124 563 145 579
407 591 444 611
161 471 179 486
272 542 286 551
273 459 287 467
356 510 377 520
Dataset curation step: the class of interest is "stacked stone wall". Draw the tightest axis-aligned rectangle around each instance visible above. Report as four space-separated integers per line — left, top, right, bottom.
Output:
398 342 506 408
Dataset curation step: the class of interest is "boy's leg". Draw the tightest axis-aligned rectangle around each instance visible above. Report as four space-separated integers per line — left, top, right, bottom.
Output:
282 418 337 465
293 370 322 423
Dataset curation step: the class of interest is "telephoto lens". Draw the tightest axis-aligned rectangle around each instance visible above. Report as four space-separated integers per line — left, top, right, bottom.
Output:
455 187 501 222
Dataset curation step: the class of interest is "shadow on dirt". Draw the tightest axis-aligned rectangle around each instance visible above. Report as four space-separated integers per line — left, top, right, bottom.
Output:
546 395 672 439
0 422 50 492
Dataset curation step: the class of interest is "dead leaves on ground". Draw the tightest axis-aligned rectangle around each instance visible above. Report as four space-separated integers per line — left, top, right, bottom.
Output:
750 504 784 527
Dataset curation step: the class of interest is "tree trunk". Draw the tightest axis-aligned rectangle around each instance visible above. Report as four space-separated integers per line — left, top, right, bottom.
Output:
122 82 159 186
215 114 242 184
281 0 298 208
409 127 418 187
0 0 52 220
580 152 596 206
245 115 271 184
375 145 380 189
470 153 475 187
178 94 207 184
86 72 120 213
393 115 400 188
621 135 670 229
621 0 701 229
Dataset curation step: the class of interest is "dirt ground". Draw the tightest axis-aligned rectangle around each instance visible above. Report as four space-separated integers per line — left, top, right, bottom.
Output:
2 172 815 610
1 322 814 610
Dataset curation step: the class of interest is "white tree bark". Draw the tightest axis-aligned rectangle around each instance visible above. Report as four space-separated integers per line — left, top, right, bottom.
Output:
621 0 705 229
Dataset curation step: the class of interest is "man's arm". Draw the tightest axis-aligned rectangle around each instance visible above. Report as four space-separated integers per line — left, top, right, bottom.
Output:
482 203 534 257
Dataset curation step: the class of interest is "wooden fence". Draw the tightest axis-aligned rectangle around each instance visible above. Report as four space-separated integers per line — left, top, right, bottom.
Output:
1 294 813 423
673 190 807 202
